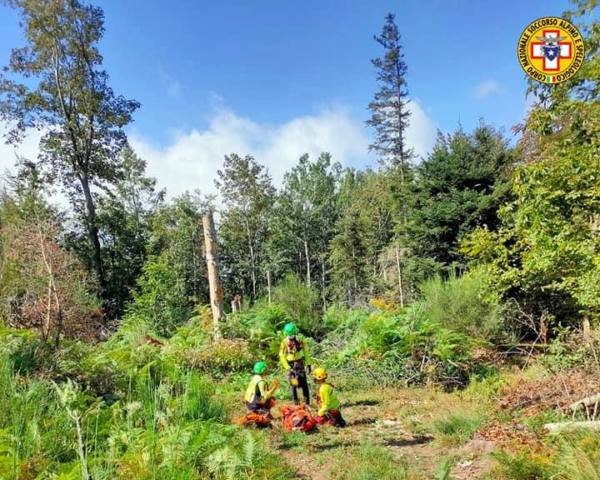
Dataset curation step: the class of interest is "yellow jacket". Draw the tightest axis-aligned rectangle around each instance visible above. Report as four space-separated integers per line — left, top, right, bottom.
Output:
244 375 276 404
317 383 340 417
279 335 311 370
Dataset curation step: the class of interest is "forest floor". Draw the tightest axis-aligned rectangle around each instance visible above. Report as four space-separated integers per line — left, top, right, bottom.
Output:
263 386 498 479
245 365 600 479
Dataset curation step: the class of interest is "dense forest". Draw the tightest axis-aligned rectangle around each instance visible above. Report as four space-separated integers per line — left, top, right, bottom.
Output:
0 0 599 479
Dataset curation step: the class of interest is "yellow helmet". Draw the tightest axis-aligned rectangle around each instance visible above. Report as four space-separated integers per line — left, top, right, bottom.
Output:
313 367 328 381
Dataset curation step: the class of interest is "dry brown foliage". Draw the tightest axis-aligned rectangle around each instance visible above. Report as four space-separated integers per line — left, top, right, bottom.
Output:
477 419 545 452
498 369 600 416
1 216 101 345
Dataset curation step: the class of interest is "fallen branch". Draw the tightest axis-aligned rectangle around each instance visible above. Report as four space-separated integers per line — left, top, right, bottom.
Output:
569 393 600 412
544 421 600 433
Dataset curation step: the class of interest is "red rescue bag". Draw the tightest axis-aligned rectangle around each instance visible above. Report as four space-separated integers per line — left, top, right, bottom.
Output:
280 405 317 433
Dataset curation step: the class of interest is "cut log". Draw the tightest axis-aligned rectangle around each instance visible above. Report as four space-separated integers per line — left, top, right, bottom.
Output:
544 421 600 432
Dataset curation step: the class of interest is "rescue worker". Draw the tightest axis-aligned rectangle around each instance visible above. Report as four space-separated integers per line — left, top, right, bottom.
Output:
244 361 279 418
313 367 346 427
279 322 311 405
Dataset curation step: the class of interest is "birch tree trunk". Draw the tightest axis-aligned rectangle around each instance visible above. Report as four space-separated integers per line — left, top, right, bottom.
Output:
266 270 272 305
321 257 327 311
243 218 257 299
304 239 311 287
395 244 404 308
202 210 224 339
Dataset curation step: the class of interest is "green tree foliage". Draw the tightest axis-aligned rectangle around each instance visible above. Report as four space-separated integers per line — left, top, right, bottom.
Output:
149 194 210 307
356 170 395 282
216 154 275 302
367 13 411 169
329 169 370 304
94 148 163 318
271 274 321 336
128 194 209 335
418 270 503 341
127 253 191 336
272 153 340 293
367 13 419 304
463 5 600 330
329 168 399 304
408 124 515 279
0 0 140 304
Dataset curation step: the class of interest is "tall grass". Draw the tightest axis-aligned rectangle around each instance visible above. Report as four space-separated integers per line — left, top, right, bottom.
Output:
552 433 600 480
330 444 413 480
418 270 502 340
432 411 484 446
0 321 294 480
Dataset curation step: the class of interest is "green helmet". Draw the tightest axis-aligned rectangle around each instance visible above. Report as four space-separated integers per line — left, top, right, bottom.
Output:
283 322 298 336
253 361 267 374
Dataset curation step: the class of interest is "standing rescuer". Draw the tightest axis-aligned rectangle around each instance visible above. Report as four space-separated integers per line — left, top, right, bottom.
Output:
279 322 311 405
244 361 279 418
313 367 346 427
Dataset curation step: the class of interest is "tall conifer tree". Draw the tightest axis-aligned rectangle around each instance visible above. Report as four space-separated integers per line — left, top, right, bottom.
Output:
367 13 413 302
367 13 411 173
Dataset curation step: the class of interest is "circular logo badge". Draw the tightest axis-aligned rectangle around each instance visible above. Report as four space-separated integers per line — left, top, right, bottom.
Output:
517 17 585 84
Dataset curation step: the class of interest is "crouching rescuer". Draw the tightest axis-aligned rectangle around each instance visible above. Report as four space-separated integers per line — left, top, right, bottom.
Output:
244 361 279 419
313 367 346 427
279 322 311 405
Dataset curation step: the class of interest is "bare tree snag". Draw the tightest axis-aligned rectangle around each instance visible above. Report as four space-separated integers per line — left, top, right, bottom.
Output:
202 210 224 339
583 316 591 343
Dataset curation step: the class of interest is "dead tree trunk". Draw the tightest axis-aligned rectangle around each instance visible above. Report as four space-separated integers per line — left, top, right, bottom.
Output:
583 317 592 343
202 210 224 339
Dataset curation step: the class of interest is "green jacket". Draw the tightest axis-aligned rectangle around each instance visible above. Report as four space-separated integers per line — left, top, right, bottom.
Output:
244 374 275 404
317 382 340 416
279 335 311 370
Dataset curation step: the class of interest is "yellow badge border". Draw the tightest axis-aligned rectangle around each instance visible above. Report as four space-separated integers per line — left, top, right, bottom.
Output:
517 16 585 85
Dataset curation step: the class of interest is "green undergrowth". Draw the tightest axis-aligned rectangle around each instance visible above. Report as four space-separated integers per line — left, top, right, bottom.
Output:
433 411 485 446
0 322 293 480
329 443 415 480
2 275 600 479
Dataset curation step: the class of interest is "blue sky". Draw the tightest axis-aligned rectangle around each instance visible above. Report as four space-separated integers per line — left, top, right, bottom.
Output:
0 0 571 196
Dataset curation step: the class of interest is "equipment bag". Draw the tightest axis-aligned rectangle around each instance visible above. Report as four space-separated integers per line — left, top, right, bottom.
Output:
280 405 317 433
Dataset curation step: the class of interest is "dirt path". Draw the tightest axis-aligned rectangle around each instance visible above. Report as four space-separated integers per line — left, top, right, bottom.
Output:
269 388 498 479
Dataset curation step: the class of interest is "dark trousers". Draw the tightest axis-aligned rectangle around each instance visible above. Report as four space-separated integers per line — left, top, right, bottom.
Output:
289 369 310 405
245 397 275 416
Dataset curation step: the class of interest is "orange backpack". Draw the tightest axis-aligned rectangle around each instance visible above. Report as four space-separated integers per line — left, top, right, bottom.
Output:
280 405 317 433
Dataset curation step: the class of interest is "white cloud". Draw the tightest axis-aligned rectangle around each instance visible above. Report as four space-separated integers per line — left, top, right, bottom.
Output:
473 79 502 100
131 101 436 198
0 100 437 199
130 106 369 198
406 100 438 161
0 127 43 186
